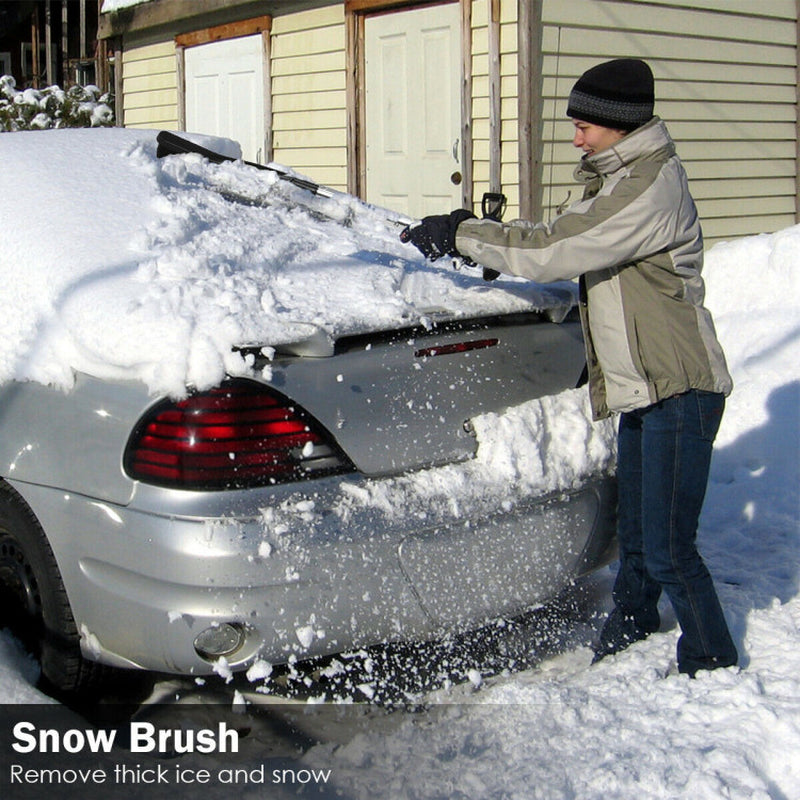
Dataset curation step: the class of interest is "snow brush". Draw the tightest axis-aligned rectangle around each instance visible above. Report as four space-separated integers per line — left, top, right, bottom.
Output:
155 130 414 229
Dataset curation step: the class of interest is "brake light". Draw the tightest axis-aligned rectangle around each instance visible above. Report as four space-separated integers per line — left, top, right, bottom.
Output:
124 380 354 490
414 338 499 358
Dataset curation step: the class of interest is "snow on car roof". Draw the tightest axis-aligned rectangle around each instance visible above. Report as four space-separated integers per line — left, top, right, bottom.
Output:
0 127 574 397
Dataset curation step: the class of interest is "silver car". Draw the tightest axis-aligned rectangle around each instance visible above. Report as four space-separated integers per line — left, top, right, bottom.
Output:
0 132 616 696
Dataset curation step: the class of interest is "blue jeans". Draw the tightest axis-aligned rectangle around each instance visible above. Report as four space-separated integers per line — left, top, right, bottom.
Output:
598 390 737 675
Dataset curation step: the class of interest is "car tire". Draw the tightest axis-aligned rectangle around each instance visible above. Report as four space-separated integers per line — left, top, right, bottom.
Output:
0 480 108 697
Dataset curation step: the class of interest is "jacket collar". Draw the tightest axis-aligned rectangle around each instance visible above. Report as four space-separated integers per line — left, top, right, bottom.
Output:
575 117 675 181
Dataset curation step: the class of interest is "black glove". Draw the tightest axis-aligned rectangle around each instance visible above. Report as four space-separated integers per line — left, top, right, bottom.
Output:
400 209 476 260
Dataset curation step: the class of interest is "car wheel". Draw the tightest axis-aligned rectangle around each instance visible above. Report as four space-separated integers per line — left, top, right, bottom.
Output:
0 481 107 697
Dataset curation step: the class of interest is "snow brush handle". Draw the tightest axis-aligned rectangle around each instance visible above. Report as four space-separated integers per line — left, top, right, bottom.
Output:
156 130 332 197
156 130 413 229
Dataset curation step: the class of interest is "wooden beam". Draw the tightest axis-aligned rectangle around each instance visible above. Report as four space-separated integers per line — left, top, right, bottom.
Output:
99 0 268 38
175 16 271 48
346 0 453 13
518 0 544 221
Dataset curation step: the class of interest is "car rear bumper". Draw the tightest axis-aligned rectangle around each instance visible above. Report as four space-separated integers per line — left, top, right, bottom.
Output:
11 473 616 677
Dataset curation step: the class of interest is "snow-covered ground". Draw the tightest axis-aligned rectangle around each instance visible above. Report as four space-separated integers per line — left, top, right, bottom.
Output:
0 128 798 798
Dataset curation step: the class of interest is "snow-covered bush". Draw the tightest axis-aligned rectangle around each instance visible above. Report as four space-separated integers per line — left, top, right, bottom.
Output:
0 74 114 131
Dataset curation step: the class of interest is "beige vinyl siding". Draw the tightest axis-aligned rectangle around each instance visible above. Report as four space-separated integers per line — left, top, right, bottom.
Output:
270 6 348 190
121 40 179 129
537 0 798 245
470 0 522 217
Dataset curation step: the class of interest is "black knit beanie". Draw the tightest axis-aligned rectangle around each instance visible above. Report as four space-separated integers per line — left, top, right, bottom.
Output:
567 59 654 131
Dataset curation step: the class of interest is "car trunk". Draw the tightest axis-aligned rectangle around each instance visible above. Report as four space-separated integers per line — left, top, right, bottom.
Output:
249 309 586 476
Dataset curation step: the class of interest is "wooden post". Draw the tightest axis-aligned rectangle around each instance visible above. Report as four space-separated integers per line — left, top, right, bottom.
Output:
460 0 473 210
45 1 53 85
175 45 186 131
488 0 501 194
94 0 110 93
31 7 41 88
62 0 69 86
261 28 272 164
345 8 365 198
517 0 543 221
80 0 87 61
113 39 123 126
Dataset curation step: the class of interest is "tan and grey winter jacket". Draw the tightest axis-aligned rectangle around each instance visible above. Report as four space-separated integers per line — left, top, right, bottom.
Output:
455 117 732 420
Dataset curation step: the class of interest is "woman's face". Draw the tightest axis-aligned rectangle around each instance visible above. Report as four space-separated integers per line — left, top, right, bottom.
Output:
571 120 627 156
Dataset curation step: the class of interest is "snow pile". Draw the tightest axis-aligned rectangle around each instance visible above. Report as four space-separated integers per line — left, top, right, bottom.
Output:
329 386 615 526
0 75 113 131
0 128 574 398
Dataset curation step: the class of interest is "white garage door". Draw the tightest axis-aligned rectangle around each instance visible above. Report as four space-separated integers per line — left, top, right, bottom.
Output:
184 35 266 164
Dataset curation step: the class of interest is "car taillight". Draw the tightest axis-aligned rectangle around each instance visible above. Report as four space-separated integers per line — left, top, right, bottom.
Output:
124 379 354 490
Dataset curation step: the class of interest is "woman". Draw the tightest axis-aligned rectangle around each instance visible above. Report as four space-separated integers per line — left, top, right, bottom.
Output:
403 58 738 676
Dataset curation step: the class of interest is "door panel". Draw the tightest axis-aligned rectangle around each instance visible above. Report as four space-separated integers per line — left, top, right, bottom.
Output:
185 36 265 163
365 4 461 218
